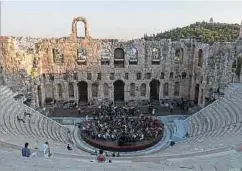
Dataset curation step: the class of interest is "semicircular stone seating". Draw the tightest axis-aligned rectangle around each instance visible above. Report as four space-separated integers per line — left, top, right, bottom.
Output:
2 83 242 162
0 86 88 156
173 84 242 152
150 83 242 156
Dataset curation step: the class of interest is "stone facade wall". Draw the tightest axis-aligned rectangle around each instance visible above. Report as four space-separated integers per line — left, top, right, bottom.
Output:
0 17 242 109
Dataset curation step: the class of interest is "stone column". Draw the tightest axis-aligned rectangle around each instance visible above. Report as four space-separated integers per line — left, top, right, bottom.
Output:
98 83 103 99
74 83 78 103
159 82 163 100
88 82 91 102
109 83 114 102
63 82 68 101
147 83 150 102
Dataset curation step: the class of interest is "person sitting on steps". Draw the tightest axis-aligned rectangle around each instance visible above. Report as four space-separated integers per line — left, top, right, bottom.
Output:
21 142 36 157
67 144 72 151
17 116 25 123
97 150 106 162
24 111 31 118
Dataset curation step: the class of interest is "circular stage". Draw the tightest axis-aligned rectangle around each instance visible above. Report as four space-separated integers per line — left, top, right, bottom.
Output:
81 131 163 152
80 118 164 152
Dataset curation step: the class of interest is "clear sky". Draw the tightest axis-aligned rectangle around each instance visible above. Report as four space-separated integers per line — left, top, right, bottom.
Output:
1 1 242 39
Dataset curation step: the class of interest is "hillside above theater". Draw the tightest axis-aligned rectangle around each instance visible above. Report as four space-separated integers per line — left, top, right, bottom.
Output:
144 21 240 44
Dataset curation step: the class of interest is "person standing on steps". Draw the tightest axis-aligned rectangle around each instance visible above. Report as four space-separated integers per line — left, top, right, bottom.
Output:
42 142 52 158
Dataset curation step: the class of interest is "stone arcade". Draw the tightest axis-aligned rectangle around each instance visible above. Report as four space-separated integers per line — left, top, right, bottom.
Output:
0 17 242 110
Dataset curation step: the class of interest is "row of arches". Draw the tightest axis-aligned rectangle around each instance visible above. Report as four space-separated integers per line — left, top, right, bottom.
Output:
52 46 204 68
53 80 180 102
38 81 201 107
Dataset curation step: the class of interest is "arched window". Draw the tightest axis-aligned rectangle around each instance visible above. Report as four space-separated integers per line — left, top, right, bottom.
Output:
140 83 146 96
175 48 184 63
152 48 160 59
174 82 180 96
232 60 237 69
114 48 124 59
151 48 161 65
128 47 138 65
101 48 110 65
57 84 62 98
44 84 53 98
92 83 98 97
68 83 74 98
170 72 173 79
103 83 109 97
182 72 186 79
52 48 63 63
130 83 136 96
114 48 125 67
198 49 203 67
163 83 169 96
160 72 165 79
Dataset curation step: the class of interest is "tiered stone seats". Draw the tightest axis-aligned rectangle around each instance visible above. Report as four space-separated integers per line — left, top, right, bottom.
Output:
0 86 88 156
162 83 242 154
2 83 242 170
0 143 242 171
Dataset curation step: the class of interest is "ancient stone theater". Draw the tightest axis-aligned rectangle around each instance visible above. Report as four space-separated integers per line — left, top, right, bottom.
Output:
2 16 242 170
0 17 242 109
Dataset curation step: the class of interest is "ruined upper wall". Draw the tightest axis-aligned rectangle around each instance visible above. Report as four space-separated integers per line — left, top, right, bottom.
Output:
0 16 241 79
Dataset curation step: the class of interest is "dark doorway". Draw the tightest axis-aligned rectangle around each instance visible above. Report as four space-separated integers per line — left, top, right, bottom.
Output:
149 79 160 102
194 84 199 105
113 80 125 102
37 85 42 107
77 81 88 103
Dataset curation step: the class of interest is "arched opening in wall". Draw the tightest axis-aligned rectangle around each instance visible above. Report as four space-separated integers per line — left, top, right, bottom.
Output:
181 48 184 62
163 83 169 96
103 83 109 97
130 83 136 97
37 85 42 107
182 72 186 79
77 81 88 103
232 60 237 70
170 72 173 79
44 84 53 99
235 57 242 82
149 79 160 102
57 84 63 99
114 48 125 68
175 48 184 63
151 48 161 65
113 80 125 102
68 83 74 98
140 83 146 97
174 82 180 96
77 22 85 39
92 83 98 98
198 49 203 67
194 84 199 105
